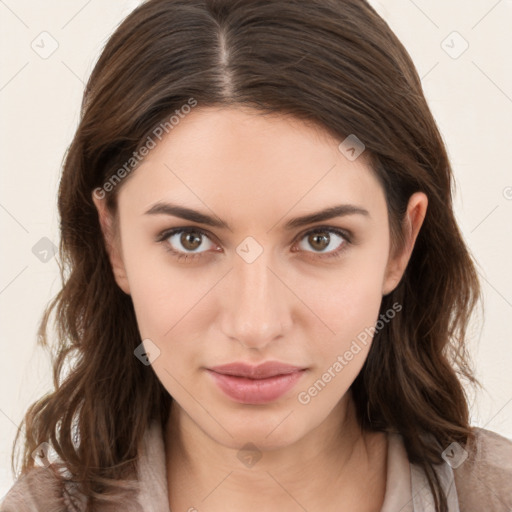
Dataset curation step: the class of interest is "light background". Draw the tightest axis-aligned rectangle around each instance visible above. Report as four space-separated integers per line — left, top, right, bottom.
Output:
1 0 511 495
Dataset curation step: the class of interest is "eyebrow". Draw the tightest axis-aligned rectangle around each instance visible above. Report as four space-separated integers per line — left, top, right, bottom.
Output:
144 202 370 230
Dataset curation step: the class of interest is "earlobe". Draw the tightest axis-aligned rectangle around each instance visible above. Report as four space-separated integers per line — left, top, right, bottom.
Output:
91 192 131 295
382 192 428 296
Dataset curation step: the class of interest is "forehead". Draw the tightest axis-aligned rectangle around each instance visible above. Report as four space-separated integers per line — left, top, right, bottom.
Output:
117 107 386 223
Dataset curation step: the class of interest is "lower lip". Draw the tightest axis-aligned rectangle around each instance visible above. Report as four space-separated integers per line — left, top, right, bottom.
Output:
207 369 306 404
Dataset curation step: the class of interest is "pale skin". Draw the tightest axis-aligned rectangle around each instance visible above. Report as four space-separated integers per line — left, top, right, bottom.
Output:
93 107 428 512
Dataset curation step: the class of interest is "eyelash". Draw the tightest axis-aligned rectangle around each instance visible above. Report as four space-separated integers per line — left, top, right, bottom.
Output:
156 226 352 263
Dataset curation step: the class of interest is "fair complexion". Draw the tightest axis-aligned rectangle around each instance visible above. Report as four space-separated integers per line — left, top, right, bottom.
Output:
93 107 427 512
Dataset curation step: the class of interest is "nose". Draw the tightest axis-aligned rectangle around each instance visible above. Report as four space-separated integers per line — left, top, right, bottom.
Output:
219 248 293 351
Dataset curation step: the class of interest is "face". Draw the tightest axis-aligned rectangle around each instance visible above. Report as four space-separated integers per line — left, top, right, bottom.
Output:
94 106 426 451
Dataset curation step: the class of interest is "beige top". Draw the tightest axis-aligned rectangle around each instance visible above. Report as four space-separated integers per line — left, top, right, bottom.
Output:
1 421 511 511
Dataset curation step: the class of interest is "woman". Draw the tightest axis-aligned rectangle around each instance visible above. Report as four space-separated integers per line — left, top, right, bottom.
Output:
1 0 511 511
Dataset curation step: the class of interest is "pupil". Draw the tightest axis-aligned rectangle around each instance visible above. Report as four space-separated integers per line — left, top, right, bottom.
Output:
182 232 201 250
311 233 329 250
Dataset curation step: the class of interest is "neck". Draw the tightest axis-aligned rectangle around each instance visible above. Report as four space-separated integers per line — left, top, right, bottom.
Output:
164 391 387 512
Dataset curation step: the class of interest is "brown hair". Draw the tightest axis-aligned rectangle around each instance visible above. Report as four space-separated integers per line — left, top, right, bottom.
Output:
11 1 483 511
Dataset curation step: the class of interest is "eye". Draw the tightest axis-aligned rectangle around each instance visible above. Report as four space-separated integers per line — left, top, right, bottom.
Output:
157 227 218 263
293 226 351 259
156 225 352 263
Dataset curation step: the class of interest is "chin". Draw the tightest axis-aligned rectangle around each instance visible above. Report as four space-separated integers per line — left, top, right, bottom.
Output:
209 409 307 450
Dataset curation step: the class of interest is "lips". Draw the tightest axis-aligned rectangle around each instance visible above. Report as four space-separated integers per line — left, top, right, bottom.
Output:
209 361 305 379
207 361 307 404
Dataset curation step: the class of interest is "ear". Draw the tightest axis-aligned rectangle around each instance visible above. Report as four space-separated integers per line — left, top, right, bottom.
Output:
382 191 428 296
92 192 131 295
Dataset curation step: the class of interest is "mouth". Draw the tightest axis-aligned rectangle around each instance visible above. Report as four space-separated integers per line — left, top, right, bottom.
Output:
206 362 307 404
209 361 306 379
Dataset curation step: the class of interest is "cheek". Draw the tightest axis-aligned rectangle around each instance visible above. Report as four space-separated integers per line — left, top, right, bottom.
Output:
307 283 383 377
295 275 385 408
128 266 202 341
120 233 189 339
305 252 388 337
300 249 389 384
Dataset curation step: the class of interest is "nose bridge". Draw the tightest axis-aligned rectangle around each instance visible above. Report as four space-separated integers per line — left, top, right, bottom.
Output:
221 246 290 348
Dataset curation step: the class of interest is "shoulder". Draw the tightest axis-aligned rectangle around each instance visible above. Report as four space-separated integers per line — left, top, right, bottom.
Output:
0 463 145 512
453 427 512 512
0 465 83 512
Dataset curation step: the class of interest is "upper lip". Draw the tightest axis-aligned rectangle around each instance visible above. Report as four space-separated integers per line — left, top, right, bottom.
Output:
209 361 305 379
